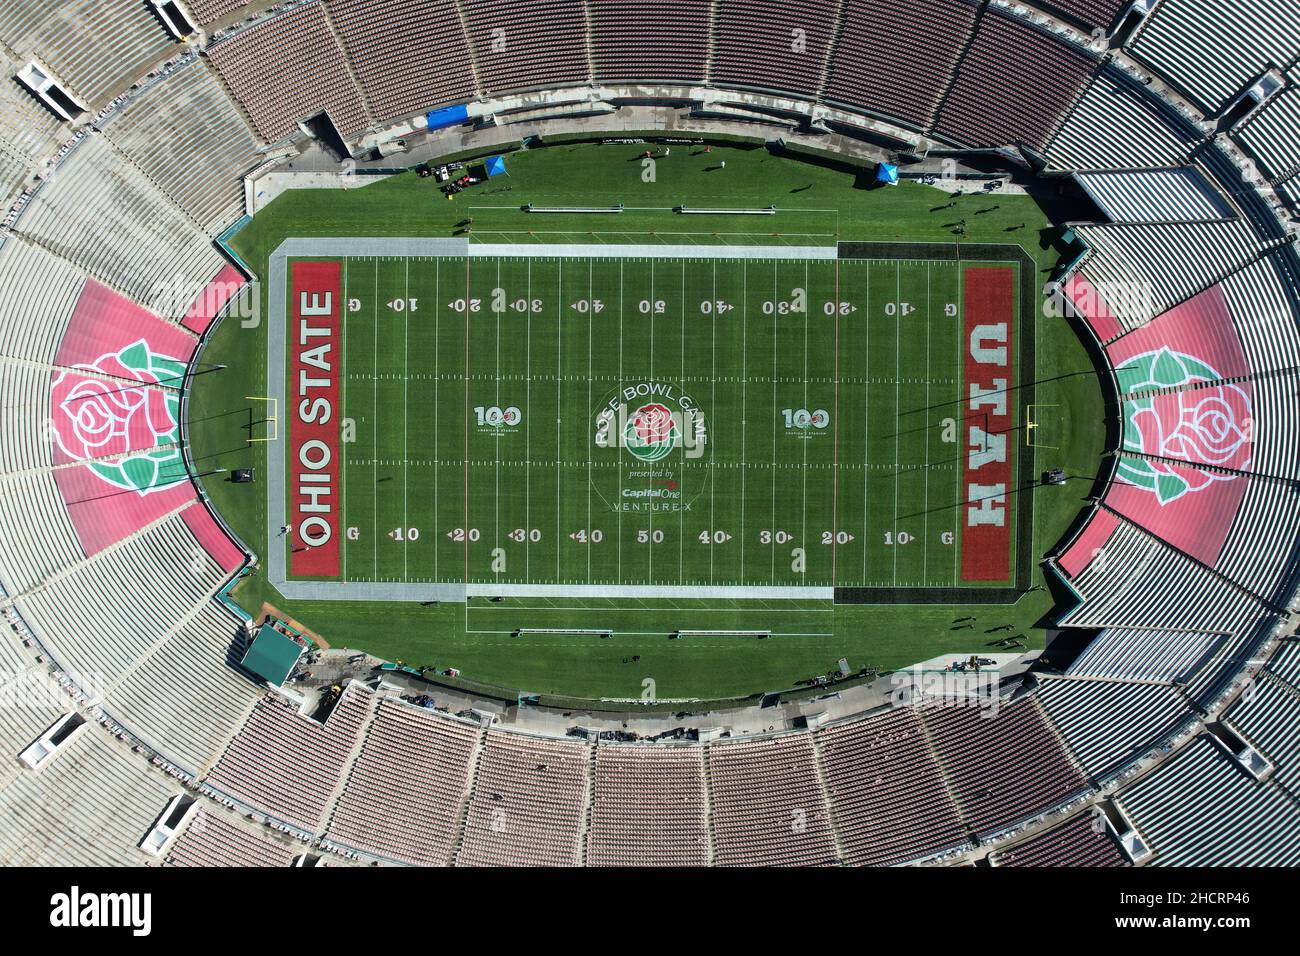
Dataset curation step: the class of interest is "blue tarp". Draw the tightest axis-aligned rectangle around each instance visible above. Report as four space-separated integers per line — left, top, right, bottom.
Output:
426 104 470 130
876 162 899 185
485 155 508 178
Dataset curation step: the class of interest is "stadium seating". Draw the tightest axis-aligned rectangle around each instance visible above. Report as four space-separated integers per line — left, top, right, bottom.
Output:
206 2 371 142
100 602 262 778
100 58 261 234
1222 668 1300 795
0 361 55 474
0 48 66 204
203 684 374 833
0 469 83 596
1073 220 1265 332
1234 84 1300 185
11 135 228 317
707 732 839 866
0 727 174 866
1035 678 1199 781
1047 69 1202 171
166 808 298 867
1066 629 1227 684
0 0 174 109
188 0 253 25
817 707 970 866
932 11 1097 149
920 699 1089 838
457 730 589 865
0 240 86 364
1114 734 1300 865
1128 0 1300 115
1056 515 1272 634
824 0 979 130
329 0 479 120
14 511 230 689
0 0 1295 872
324 698 480 865
589 0 713 83
989 810 1129 866
1076 168 1234 224
587 743 709 866
1032 0 1129 32
462 0 591 97
712 0 839 99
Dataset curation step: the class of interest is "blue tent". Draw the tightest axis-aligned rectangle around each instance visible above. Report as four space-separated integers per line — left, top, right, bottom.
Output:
876 162 899 185
426 104 470 130
485 155 508 178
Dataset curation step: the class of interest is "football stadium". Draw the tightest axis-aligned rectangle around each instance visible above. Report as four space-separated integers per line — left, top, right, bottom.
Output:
0 0 1298 890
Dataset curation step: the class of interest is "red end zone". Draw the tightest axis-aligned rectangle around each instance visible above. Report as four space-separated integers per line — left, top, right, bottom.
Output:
290 260 341 578
961 267 1014 582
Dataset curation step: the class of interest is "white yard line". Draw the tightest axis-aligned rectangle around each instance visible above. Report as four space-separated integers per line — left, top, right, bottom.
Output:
558 258 565 584
740 258 748 584
892 263 901 587
525 258 532 582
403 258 410 581
373 260 378 577
922 261 931 584
342 258 350 583
770 259 778 585
710 259 717 586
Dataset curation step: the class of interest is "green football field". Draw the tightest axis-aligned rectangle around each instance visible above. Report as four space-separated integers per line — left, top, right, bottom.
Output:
188 139 1106 699
291 250 1022 592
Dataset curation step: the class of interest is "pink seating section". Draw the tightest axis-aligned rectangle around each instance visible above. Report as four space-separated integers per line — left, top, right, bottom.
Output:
991 810 1129 866
324 698 479 866
57 278 195 375
206 4 371 142
1035 0 1130 31
165 808 296 867
329 0 477 119
934 12 1097 149
712 0 839 98
188 0 252 26
204 687 375 833
183 265 248 336
708 733 839 866
587 745 709 866
1103 456 1244 568
818 706 968 866
463 0 591 96
589 0 713 82
181 502 246 574
1064 273 1124 343
52 457 195 557
1057 507 1121 579
922 699 1088 838
825 0 978 130
457 732 588 866
1107 284 1250 390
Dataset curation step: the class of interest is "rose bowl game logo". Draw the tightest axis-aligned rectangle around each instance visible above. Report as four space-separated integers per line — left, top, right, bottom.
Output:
591 381 708 513
623 402 679 462
1117 349 1252 504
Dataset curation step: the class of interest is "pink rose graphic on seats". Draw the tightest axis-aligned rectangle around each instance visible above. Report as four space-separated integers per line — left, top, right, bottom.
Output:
50 343 183 481
1125 384 1252 502
52 374 177 463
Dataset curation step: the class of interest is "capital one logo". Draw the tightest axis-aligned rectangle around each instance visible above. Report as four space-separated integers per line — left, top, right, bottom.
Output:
50 886 152 937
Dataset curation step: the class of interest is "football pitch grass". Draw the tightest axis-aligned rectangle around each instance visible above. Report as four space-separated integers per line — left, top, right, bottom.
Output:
189 139 1107 700
281 246 1027 595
